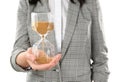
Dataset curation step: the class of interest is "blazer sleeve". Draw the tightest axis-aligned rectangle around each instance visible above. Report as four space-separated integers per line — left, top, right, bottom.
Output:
10 0 30 72
90 0 110 82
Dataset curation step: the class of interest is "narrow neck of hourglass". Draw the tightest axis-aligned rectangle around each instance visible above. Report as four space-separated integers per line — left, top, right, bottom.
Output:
39 34 47 40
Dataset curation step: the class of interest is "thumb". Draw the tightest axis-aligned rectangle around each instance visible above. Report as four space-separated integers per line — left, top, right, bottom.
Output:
26 53 36 62
27 48 32 54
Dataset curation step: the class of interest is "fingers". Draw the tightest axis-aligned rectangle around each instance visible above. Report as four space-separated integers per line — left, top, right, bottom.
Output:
25 48 36 62
50 54 61 65
27 59 53 71
27 48 32 54
27 54 62 71
48 54 61 69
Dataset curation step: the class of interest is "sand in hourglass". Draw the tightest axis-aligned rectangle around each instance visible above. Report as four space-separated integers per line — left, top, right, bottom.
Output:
33 21 54 34
33 21 54 64
35 50 53 64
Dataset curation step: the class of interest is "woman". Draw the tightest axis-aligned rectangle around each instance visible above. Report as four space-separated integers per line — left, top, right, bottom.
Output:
10 0 110 82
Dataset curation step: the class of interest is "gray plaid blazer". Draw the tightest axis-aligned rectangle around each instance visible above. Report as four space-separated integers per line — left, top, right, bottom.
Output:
10 0 110 82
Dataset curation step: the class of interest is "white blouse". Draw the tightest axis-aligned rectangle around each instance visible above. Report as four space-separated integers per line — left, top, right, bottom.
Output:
48 0 69 52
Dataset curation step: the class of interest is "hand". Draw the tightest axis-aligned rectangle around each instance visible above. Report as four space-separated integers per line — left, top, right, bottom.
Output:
26 48 61 71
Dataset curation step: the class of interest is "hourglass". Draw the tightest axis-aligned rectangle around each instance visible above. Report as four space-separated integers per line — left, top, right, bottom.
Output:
31 13 55 64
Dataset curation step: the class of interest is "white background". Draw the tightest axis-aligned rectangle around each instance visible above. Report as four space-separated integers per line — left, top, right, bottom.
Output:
0 0 119 82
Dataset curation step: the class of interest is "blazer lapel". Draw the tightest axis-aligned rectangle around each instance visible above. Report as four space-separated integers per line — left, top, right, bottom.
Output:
61 2 80 59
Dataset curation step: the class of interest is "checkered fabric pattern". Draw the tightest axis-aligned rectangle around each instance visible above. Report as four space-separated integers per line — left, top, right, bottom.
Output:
10 0 110 82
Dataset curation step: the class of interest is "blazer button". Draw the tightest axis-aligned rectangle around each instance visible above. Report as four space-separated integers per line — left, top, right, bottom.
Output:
55 69 59 72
